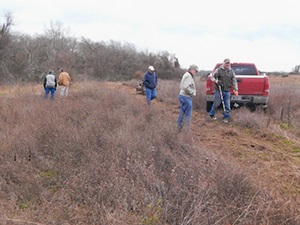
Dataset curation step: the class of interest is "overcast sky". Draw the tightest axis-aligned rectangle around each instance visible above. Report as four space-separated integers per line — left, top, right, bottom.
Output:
1 0 300 72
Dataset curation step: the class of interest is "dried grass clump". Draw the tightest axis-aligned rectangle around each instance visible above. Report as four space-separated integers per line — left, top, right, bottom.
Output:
233 107 271 130
267 84 300 129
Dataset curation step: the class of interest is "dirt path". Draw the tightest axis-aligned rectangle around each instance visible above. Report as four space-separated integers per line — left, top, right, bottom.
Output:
105 81 300 217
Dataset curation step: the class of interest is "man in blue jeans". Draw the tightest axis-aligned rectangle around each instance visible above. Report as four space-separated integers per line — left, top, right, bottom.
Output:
177 64 198 132
43 69 57 100
143 66 158 106
209 58 238 123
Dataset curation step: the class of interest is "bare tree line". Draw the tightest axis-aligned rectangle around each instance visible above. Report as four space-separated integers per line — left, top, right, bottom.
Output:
293 64 300 74
0 12 184 84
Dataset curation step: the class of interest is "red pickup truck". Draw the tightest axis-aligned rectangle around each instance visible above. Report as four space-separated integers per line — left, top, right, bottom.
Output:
205 62 270 112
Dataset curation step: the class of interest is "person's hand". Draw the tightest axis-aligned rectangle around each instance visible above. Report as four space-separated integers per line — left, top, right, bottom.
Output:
233 90 238 96
215 80 222 86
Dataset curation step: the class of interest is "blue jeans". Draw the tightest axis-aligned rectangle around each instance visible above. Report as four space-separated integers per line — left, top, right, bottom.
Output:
44 87 56 100
209 90 231 119
177 95 192 131
145 88 156 105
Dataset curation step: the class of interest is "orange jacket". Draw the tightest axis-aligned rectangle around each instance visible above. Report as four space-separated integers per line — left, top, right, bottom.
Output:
58 72 71 86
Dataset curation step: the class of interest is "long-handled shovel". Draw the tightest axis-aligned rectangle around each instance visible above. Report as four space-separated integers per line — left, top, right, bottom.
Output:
218 84 226 113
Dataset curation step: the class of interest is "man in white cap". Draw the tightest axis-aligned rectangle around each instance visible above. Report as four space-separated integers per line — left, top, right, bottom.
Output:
143 65 158 105
177 64 198 132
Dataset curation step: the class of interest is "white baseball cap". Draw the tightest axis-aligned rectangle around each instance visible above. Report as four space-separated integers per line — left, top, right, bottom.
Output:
148 66 155 71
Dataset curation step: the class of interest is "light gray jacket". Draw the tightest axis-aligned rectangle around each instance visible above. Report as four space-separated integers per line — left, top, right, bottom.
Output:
179 72 196 97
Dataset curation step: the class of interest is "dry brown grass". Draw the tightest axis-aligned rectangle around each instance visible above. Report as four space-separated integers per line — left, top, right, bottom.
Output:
0 79 299 224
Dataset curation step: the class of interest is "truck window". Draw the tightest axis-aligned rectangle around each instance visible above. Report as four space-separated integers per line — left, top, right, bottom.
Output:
231 65 257 75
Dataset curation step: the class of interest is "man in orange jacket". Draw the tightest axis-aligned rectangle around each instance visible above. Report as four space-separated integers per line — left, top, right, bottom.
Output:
58 68 71 97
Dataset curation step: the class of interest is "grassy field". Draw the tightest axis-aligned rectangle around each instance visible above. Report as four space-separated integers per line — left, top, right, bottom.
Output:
0 76 299 224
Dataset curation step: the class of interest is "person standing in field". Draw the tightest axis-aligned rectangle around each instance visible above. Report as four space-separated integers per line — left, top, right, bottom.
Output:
43 69 57 100
177 64 198 132
208 58 238 123
143 65 158 106
58 68 71 97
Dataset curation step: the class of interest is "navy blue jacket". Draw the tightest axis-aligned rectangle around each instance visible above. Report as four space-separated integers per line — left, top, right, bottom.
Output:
143 71 158 89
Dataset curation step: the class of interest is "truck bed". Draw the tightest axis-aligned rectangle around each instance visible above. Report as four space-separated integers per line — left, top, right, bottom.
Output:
235 75 269 96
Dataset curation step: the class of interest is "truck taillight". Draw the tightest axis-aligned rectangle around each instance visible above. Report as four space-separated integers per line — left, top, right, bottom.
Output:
263 76 270 95
206 77 213 94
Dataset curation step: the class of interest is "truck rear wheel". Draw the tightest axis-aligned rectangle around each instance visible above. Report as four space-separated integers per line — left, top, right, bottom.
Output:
246 103 256 112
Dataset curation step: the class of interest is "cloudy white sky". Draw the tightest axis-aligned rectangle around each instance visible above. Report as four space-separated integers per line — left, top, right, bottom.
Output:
1 0 300 72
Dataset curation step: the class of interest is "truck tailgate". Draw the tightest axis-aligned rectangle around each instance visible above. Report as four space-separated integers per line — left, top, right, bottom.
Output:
236 75 266 95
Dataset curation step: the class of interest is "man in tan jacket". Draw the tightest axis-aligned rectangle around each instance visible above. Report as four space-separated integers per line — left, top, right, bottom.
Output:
177 64 198 132
58 68 71 97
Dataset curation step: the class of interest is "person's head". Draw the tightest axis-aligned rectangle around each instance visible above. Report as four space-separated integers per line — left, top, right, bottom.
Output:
223 58 231 69
148 65 155 73
188 64 199 75
60 68 64 72
48 69 54 74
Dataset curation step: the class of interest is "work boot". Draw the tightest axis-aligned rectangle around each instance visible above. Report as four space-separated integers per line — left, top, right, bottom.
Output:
210 115 217 120
223 118 229 123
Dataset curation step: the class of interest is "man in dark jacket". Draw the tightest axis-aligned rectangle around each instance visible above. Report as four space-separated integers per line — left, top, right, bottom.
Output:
208 58 238 123
143 66 158 105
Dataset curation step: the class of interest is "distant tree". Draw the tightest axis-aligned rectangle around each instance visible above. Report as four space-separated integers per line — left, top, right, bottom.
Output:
0 12 15 83
42 21 76 71
107 40 139 81
174 56 180 68
294 65 300 74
